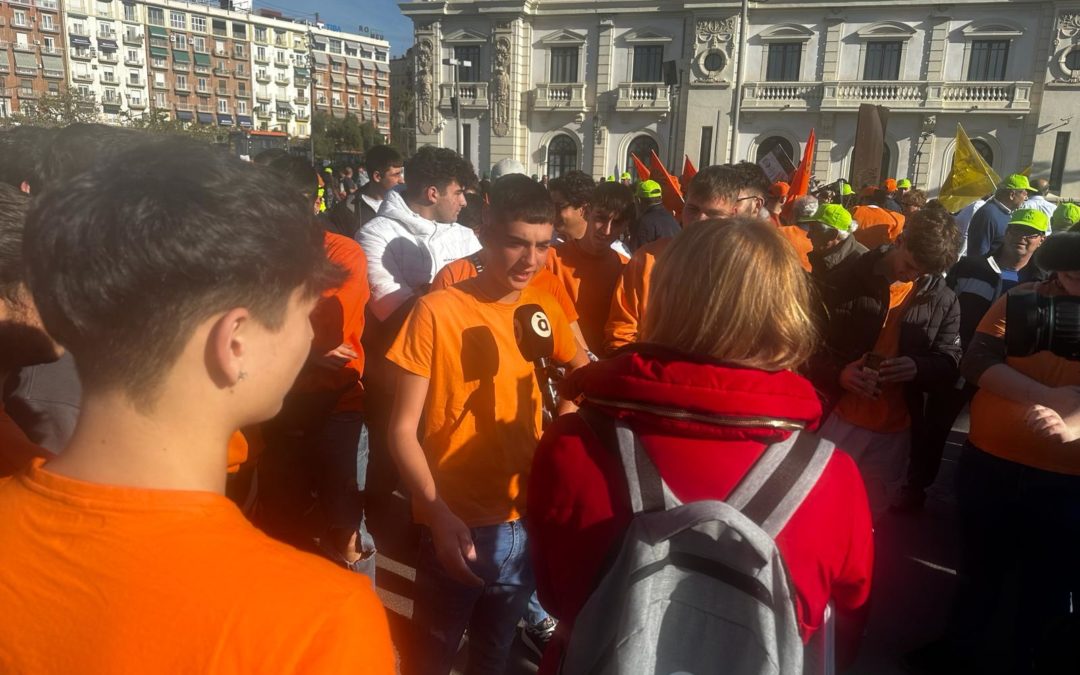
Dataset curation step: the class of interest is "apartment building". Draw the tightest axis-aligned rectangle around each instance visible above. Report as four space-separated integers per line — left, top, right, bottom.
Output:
0 0 64 116
249 10 308 138
400 0 1080 196
310 24 390 139
64 0 148 120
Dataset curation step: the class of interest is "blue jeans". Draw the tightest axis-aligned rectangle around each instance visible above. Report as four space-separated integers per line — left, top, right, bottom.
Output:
315 411 376 582
409 520 536 675
952 443 1080 673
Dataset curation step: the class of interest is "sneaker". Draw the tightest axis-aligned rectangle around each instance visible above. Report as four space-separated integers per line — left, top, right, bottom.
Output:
520 617 557 659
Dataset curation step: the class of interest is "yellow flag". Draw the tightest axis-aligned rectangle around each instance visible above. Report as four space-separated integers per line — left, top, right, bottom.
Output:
937 124 1001 213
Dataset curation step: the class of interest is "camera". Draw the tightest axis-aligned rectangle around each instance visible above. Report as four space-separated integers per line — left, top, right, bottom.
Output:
1006 290 1080 361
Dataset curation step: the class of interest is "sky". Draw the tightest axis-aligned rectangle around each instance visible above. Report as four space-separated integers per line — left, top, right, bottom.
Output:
254 0 414 57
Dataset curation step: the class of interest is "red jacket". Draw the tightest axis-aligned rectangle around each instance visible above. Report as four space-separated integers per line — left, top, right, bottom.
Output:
527 347 873 670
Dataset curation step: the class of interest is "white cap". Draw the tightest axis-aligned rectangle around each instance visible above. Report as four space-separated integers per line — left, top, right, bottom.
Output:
491 158 526 180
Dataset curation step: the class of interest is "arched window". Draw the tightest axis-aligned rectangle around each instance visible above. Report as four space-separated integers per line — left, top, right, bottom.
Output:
970 139 994 168
626 135 659 180
547 134 577 179
755 136 795 165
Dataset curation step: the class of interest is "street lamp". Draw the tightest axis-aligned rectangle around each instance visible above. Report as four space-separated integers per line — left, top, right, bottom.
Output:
442 57 471 156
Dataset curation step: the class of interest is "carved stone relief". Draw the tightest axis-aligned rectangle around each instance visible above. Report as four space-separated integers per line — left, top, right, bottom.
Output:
490 36 512 137
1052 12 1080 84
693 17 737 83
415 40 436 135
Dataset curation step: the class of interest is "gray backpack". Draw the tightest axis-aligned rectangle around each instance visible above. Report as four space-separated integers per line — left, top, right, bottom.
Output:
561 407 835 675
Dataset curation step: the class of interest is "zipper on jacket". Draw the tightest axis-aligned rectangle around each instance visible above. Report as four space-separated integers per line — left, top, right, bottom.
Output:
584 396 806 431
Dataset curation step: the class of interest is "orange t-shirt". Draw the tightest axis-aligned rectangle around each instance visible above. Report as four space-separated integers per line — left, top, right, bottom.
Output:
0 405 47 478
546 239 628 354
604 236 671 354
835 281 915 433
968 280 1080 475
0 460 395 674
778 224 813 272
292 232 370 413
430 255 580 323
386 279 578 527
851 206 905 250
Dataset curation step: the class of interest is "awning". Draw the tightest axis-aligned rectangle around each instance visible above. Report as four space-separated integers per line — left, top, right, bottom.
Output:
345 56 361 70
148 26 167 37
69 35 92 47
375 62 389 73
13 52 37 70
236 115 253 127
293 66 309 77
346 41 361 52
347 75 360 86
98 39 118 51
41 55 63 71
312 52 328 65
217 114 234 126
176 110 194 121
329 54 345 64
193 52 211 66
311 39 327 51
362 76 375 87
197 111 214 123
172 50 190 63
150 46 168 58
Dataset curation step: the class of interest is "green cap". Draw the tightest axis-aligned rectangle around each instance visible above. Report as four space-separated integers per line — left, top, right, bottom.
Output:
606 175 615 182
799 203 854 232
637 179 662 199
620 172 632 181
897 178 912 189
1052 202 1080 230
1007 208 1049 233
840 183 854 196
1000 174 1034 192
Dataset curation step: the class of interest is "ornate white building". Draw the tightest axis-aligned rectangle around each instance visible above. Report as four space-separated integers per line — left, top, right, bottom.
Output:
400 0 1080 196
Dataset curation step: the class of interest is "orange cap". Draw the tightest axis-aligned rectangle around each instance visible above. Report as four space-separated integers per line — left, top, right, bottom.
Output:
860 186 878 198
883 178 898 191
769 181 790 198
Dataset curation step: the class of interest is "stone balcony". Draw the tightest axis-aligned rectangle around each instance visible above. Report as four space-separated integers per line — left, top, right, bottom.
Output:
742 80 1032 114
533 82 587 112
615 83 670 113
438 82 489 109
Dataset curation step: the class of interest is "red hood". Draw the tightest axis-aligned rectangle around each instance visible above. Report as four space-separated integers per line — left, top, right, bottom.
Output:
563 346 823 444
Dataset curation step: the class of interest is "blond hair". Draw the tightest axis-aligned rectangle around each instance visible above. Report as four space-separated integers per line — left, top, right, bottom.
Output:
641 217 818 371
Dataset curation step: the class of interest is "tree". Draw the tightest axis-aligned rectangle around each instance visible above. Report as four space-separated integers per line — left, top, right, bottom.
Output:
1 89 100 128
119 108 225 143
312 111 386 161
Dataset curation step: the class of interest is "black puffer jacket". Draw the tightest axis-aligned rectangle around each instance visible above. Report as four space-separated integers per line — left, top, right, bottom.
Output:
811 246 962 421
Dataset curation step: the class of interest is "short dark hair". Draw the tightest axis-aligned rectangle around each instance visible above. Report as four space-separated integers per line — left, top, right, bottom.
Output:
485 174 555 232
403 146 476 201
365 144 403 177
267 154 320 199
0 183 30 304
899 188 927 211
590 182 636 227
903 205 961 275
35 123 140 190
548 170 595 208
0 126 58 192
24 137 345 404
687 162 768 203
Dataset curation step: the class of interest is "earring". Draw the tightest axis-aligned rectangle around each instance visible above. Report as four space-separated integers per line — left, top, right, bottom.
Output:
238 370 248 381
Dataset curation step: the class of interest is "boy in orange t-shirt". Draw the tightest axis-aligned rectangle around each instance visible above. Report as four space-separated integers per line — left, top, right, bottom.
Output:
0 139 393 674
387 174 588 675
548 181 632 355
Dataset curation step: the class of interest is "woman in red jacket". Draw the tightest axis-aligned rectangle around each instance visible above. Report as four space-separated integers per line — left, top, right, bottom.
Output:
527 216 874 671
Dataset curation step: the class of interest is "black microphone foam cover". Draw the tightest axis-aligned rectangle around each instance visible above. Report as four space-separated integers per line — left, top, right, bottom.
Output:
513 303 555 362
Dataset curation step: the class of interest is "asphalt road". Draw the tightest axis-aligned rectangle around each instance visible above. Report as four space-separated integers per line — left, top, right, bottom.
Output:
365 415 974 675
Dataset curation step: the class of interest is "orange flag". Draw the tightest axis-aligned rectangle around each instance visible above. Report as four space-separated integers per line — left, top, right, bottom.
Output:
681 155 697 189
631 153 651 181
649 150 684 218
786 129 816 203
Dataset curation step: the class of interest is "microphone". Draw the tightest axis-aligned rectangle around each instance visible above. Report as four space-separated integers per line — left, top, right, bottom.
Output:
513 304 558 428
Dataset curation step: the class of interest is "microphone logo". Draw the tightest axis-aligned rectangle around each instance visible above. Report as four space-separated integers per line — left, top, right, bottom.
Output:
530 311 551 339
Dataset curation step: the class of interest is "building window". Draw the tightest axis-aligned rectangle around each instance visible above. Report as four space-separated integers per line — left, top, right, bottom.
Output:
546 134 577 178
255 27 267 43
12 10 28 28
550 47 578 84
968 40 1009 81
232 23 246 39
234 45 246 59
626 135 659 178
766 42 801 81
148 7 164 26
217 80 227 94
454 46 480 81
699 126 713 168
197 77 208 92
193 36 206 53
40 14 55 30
329 39 342 54
378 99 385 111
170 11 185 30
632 45 664 82
1050 132 1070 194
236 100 247 114
124 4 138 22
218 99 229 113
174 34 187 50
970 139 994 168
864 41 902 80
192 16 205 33
154 91 166 107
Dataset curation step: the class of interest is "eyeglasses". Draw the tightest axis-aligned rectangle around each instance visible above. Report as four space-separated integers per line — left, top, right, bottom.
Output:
1006 225 1044 240
734 194 763 205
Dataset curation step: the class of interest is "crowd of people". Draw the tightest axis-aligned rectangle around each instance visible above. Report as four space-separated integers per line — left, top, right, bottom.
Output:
0 122 1078 675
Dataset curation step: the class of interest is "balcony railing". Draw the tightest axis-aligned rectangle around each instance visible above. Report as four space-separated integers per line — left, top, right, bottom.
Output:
742 79 1033 113
615 83 671 112
12 42 36 53
17 88 37 98
99 52 118 64
256 91 271 102
256 72 271 83
438 82 489 109
294 94 308 104
127 97 147 110
125 56 143 66
275 74 289 85
69 26 90 37
123 32 143 45
533 82 586 111
214 67 231 77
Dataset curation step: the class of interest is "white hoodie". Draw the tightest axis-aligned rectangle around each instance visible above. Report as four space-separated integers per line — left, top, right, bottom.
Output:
356 189 481 321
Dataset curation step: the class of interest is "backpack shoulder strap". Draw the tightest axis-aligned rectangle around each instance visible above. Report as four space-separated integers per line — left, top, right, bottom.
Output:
577 405 679 514
726 430 835 538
